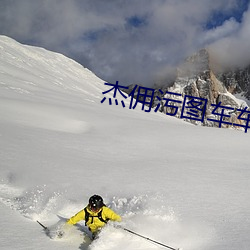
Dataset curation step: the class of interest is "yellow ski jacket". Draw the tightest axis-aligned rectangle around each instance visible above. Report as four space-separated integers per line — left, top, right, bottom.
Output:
67 206 121 233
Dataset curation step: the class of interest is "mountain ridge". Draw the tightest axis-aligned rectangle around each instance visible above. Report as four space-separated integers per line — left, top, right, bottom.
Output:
152 48 250 130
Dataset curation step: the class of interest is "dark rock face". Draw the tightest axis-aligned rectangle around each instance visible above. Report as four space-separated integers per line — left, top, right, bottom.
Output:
217 66 250 99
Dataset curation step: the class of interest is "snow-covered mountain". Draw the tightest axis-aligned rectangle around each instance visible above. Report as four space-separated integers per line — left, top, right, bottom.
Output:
158 49 250 129
217 65 250 100
0 36 250 250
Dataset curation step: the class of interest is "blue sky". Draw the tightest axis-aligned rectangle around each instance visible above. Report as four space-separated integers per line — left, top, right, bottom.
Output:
206 0 249 28
0 0 249 86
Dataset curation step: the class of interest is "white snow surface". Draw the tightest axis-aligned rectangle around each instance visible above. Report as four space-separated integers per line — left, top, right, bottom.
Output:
0 36 250 250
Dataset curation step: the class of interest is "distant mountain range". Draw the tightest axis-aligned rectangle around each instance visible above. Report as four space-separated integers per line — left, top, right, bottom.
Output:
162 49 250 130
125 48 250 131
217 65 250 100
163 49 250 130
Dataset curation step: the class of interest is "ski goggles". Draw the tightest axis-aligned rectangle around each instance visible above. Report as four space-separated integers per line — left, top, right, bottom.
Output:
89 204 101 212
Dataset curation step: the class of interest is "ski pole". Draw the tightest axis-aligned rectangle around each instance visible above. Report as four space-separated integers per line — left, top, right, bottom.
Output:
37 220 48 231
122 227 180 250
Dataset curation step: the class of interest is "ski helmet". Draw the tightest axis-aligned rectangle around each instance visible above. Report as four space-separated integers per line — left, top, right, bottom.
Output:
89 195 104 210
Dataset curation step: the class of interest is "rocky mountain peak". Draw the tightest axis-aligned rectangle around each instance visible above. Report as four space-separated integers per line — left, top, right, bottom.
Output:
173 48 227 105
158 48 250 130
177 48 210 78
216 66 250 100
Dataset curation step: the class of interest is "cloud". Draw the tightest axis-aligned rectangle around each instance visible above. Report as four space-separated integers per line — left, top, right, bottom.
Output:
0 0 249 86
209 4 250 69
200 18 240 45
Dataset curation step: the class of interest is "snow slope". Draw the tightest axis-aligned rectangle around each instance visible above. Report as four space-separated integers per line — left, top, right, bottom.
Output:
0 36 250 250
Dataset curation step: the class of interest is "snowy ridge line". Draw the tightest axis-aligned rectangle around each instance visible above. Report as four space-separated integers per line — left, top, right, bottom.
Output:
0 35 106 101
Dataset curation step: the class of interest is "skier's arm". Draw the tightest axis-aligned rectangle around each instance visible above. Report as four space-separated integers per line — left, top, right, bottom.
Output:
104 207 122 222
67 209 85 225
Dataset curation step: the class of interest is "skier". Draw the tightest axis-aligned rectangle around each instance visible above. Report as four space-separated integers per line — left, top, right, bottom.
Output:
66 194 121 239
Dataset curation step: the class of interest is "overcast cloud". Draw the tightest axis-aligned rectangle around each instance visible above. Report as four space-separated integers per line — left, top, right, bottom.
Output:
0 0 249 86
